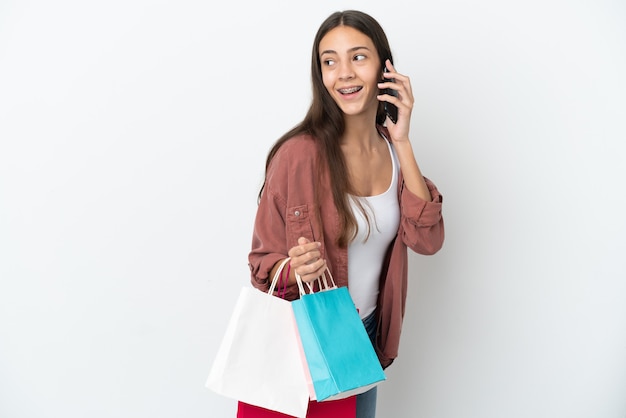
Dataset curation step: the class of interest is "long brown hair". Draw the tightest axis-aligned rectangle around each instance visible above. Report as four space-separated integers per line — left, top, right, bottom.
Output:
259 10 394 247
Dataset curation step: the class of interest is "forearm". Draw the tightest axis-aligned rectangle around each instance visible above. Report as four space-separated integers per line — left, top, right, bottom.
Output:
393 140 432 202
269 258 296 288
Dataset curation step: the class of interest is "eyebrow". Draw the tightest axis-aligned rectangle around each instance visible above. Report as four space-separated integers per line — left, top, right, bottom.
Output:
320 46 371 56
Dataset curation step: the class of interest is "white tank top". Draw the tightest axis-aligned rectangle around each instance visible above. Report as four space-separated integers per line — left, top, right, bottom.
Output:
348 139 400 319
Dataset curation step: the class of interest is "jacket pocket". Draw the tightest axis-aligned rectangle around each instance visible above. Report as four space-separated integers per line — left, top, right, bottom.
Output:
286 204 315 245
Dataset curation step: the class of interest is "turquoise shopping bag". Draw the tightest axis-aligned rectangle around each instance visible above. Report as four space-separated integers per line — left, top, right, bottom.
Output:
292 270 386 402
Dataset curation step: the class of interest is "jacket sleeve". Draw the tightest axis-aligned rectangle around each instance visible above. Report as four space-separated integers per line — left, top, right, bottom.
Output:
247 143 304 301
398 176 445 255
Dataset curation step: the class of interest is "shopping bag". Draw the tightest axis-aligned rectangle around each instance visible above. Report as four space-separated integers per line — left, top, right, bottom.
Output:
291 311 317 401
291 270 386 402
237 396 356 417
206 258 309 418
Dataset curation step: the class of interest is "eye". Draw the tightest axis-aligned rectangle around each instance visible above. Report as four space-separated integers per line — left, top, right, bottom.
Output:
354 54 366 61
323 59 336 66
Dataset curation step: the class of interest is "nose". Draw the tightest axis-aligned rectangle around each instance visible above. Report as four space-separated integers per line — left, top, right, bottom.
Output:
338 61 355 81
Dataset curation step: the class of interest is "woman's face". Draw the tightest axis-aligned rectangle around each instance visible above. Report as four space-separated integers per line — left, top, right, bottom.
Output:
319 26 381 120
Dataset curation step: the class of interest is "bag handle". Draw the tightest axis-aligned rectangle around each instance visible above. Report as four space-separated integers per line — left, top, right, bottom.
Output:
295 267 338 296
321 268 337 289
267 257 291 295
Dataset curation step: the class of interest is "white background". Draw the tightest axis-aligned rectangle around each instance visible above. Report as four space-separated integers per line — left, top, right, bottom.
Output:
1 0 625 417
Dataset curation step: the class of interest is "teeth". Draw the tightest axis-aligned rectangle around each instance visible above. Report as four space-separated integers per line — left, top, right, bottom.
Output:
339 87 361 94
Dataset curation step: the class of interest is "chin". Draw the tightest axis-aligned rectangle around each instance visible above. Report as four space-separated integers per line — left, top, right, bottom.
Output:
338 104 364 116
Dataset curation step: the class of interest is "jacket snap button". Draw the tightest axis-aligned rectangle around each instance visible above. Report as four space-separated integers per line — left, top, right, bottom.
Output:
294 210 301 216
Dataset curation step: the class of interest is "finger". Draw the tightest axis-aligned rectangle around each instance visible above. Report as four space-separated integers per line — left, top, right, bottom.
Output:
378 86 414 113
379 74 411 97
379 76 412 98
288 247 319 264
289 239 321 257
378 80 399 92
383 60 412 88
296 259 327 283
385 58 396 72
383 60 404 80
288 243 320 260
377 92 402 108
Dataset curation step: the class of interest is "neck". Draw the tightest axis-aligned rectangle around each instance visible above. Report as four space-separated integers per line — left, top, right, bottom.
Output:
341 112 381 150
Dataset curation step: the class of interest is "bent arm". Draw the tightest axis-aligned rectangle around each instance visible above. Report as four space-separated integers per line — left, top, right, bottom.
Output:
399 176 444 255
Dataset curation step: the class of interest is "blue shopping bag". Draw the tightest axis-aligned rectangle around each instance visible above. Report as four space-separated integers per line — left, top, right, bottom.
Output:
292 270 386 402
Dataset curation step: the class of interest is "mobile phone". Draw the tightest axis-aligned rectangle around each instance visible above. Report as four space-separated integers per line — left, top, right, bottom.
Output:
382 66 398 124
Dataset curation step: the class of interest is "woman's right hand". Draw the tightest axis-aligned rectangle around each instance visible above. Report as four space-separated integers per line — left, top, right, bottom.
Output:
287 237 327 284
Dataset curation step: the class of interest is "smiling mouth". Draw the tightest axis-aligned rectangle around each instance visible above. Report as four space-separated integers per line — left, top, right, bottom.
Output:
338 86 363 95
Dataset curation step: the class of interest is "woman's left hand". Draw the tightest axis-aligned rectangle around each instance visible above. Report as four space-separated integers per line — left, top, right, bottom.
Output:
377 59 414 143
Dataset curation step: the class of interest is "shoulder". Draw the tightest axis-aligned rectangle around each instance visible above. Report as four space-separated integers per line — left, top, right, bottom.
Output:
268 134 320 173
263 134 322 198
274 134 318 158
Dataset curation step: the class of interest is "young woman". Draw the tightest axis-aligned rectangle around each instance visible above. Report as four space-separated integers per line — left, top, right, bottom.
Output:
248 10 445 418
